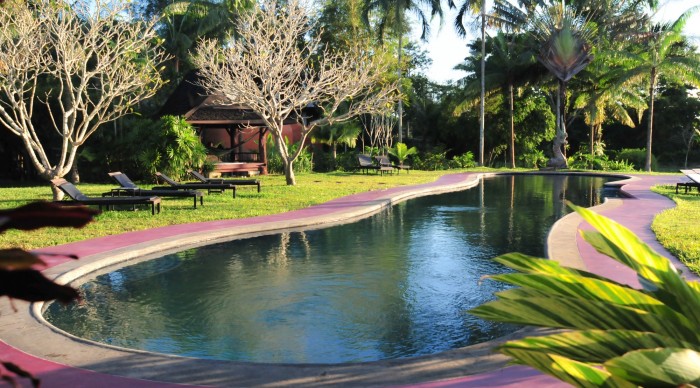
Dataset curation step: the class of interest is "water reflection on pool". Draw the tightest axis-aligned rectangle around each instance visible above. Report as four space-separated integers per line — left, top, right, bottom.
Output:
45 174 617 363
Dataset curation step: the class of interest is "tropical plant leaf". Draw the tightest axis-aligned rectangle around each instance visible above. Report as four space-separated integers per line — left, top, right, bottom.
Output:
487 272 683 319
501 330 700 364
605 348 700 386
573 203 700 327
494 287 557 300
473 204 700 386
499 348 635 388
470 296 699 343
493 253 619 283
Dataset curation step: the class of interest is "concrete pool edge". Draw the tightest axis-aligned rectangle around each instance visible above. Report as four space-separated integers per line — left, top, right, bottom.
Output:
0 171 686 387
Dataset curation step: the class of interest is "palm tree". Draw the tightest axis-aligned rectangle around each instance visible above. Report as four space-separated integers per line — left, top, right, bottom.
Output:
160 0 253 76
530 3 595 169
362 0 443 144
572 56 646 158
455 32 540 168
388 142 418 164
451 0 490 166
311 123 362 162
619 7 700 171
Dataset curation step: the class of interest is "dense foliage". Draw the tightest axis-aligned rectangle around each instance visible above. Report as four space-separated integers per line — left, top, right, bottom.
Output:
1 0 699 182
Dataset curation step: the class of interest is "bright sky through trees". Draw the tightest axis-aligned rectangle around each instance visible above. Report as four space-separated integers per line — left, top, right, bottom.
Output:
413 0 700 84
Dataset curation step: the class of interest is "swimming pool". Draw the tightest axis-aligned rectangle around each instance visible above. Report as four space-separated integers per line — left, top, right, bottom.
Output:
45 174 618 363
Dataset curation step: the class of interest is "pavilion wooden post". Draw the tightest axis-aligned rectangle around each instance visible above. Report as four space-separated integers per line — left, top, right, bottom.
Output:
259 127 268 174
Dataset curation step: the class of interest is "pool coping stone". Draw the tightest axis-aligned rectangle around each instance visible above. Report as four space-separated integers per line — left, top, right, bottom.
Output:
0 171 689 387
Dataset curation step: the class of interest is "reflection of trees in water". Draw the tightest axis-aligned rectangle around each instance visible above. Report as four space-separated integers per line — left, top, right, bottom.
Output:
46 175 615 362
552 175 569 221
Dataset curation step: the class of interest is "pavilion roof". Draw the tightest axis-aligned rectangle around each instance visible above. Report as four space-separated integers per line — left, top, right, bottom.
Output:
159 70 323 126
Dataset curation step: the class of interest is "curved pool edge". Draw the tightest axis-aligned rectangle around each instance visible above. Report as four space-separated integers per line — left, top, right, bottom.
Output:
0 171 687 387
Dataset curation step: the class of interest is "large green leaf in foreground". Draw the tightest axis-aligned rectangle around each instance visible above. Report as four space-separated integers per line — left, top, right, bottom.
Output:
470 204 700 387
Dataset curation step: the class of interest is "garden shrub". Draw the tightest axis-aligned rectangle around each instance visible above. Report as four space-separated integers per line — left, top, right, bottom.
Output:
603 158 636 171
519 150 547 169
614 148 657 170
567 149 636 171
335 152 360 172
312 152 336 172
267 136 313 174
414 148 449 170
568 150 608 170
450 151 477 168
137 116 207 181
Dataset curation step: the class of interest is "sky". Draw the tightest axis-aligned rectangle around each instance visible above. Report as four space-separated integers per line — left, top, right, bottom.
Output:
412 0 700 84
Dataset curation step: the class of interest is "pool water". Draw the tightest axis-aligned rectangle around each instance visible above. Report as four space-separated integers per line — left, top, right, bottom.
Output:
45 174 617 363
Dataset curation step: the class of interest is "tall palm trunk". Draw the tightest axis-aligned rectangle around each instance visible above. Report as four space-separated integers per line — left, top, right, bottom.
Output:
396 6 403 144
479 0 485 166
509 82 515 168
645 67 657 172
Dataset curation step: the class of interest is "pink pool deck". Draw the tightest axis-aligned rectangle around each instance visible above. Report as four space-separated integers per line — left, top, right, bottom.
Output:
0 172 690 387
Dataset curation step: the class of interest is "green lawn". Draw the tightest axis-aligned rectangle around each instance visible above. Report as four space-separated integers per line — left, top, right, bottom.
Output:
4 170 698 278
0 170 467 250
651 184 700 274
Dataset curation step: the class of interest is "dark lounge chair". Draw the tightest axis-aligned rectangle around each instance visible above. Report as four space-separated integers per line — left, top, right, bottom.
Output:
376 155 411 174
373 155 396 175
51 178 161 215
108 172 204 209
356 154 380 174
677 169 700 194
187 169 261 193
154 172 237 198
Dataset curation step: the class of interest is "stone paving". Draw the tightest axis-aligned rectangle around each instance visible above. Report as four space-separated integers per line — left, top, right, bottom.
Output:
0 172 689 387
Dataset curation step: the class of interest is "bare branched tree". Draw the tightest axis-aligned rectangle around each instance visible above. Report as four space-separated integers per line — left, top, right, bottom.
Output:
0 0 168 199
194 0 400 185
361 113 395 154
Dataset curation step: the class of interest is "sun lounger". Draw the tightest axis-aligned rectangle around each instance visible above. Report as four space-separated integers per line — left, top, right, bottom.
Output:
373 155 397 175
154 172 237 198
676 169 700 194
356 154 380 174
51 178 161 215
108 172 204 209
187 170 261 193
375 155 411 174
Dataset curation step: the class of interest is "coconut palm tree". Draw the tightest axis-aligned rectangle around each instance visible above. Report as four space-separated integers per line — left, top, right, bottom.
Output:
312 123 362 162
160 0 253 76
572 55 646 158
362 0 443 144
451 0 491 166
618 7 700 171
455 32 540 168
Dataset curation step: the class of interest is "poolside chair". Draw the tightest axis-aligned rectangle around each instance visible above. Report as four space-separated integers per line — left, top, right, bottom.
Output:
373 155 396 175
108 172 204 209
51 178 161 215
356 154 380 174
187 170 261 193
153 172 237 198
677 169 700 194
375 155 411 174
